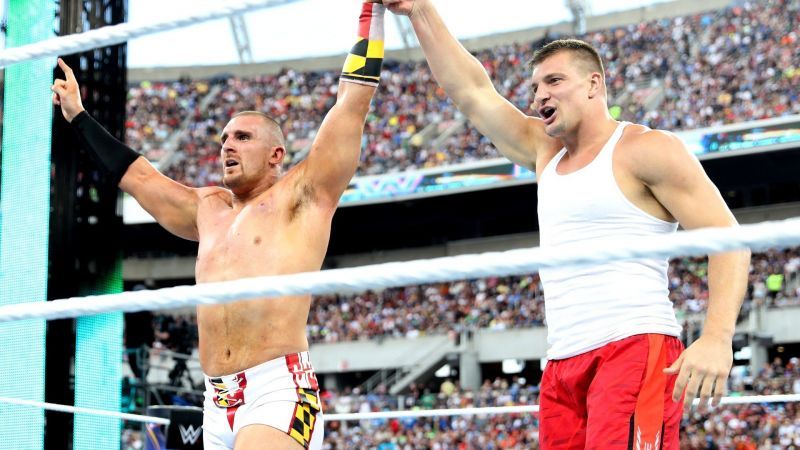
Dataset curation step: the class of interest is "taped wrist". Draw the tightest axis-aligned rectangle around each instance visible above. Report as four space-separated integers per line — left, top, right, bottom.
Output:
71 111 140 185
341 1 385 87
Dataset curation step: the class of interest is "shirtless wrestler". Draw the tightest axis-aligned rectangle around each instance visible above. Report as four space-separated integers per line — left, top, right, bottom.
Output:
51 2 386 448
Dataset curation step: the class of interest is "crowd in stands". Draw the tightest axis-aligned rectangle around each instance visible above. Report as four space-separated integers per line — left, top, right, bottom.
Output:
119 0 799 186
583 0 800 131
117 0 800 446
747 356 800 397
139 247 799 349
308 247 800 345
319 365 800 449
120 365 800 449
125 79 213 162
122 245 800 445
318 403 800 449
119 241 800 449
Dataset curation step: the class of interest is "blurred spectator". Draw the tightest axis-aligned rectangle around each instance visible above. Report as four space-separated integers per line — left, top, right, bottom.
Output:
139 247 799 347
317 370 800 449
124 0 800 185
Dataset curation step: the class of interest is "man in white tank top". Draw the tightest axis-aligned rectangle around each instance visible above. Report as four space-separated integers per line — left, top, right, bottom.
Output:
384 1 751 449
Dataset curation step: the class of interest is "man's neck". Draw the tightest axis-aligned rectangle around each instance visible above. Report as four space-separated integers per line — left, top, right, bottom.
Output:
562 115 618 157
231 177 277 208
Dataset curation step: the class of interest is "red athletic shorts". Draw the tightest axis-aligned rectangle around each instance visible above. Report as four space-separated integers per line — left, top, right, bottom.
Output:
539 334 684 450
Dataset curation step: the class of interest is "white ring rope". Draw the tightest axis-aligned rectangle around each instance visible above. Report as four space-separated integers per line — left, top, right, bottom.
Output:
0 218 799 323
325 394 800 420
0 397 170 425
0 0 303 68
327 405 540 421
2 394 800 425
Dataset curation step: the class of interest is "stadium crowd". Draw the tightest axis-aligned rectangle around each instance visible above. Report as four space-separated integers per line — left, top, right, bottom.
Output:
120 0 800 185
143 247 799 349
122 246 799 448
116 0 800 447
311 356 800 448
319 365 800 449
125 79 213 162
120 361 800 449
308 247 799 345
319 403 800 449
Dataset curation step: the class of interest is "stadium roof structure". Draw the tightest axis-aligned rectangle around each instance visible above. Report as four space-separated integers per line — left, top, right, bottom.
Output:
125 0 727 82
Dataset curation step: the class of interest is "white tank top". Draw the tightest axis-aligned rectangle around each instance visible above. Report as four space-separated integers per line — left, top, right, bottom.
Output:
537 122 681 360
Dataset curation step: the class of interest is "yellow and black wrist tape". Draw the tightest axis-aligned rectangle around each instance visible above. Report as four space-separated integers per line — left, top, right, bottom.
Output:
341 2 385 87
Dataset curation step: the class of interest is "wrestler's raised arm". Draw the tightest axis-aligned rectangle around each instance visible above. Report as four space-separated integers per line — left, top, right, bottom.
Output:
298 1 385 206
52 58 203 241
384 0 560 171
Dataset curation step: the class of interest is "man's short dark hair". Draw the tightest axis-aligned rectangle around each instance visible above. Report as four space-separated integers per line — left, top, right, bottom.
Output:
527 39 605 81
231 110 286 147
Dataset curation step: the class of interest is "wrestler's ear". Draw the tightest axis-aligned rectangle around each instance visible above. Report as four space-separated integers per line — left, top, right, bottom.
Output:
587 71 603 99
269 146 286 166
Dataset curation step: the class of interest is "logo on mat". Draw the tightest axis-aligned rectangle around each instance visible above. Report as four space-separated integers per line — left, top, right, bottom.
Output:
179 424 202 445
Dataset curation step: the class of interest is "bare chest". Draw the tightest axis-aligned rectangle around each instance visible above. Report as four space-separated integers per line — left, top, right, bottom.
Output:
195 199 319 282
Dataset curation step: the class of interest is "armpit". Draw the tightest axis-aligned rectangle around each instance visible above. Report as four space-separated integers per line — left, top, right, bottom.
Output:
288 180 317 222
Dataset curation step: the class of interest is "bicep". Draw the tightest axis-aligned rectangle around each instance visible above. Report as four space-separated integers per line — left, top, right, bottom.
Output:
643 134 736 230
119 157 201 240
458 86 556 171
303 83 372 205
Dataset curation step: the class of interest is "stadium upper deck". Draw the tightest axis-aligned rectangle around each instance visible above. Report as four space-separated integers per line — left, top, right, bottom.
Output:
123 0 799 188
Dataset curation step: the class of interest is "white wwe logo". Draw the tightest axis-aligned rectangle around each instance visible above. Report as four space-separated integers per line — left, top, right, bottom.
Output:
179 424 202 445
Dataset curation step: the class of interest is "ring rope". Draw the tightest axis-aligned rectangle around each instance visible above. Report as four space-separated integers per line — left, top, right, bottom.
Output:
325 393 800 420
3 394 800 425
0 397 170 425
327 405 540 421
0 0 303 69
0 218 798 323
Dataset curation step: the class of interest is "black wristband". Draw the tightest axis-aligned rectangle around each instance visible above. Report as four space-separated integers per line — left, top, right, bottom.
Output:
71 111 140 185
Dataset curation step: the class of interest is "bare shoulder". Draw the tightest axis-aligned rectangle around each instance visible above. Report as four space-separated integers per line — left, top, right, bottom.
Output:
621 125 685 153
619 125 690 161
618 125 695 185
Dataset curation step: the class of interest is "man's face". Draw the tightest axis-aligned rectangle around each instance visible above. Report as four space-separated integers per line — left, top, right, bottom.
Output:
219 115 274 190
530 51 592 138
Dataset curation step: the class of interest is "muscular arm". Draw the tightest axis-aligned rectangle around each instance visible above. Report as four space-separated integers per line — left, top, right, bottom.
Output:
391 0 558 169
76 114 203 241
119 158 203 241
300 81 375 207
299 1 381 207
53 58 202 241
634 130 750 339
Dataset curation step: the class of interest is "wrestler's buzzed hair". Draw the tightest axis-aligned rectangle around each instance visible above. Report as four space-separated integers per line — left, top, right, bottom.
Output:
231 110 286 148
528 39 605 83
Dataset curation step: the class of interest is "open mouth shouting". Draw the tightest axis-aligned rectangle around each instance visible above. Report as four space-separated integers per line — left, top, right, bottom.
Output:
539 105 557 125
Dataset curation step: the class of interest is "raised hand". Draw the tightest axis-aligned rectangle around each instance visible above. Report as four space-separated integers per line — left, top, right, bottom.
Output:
383 0 423 17
51 58 85 122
